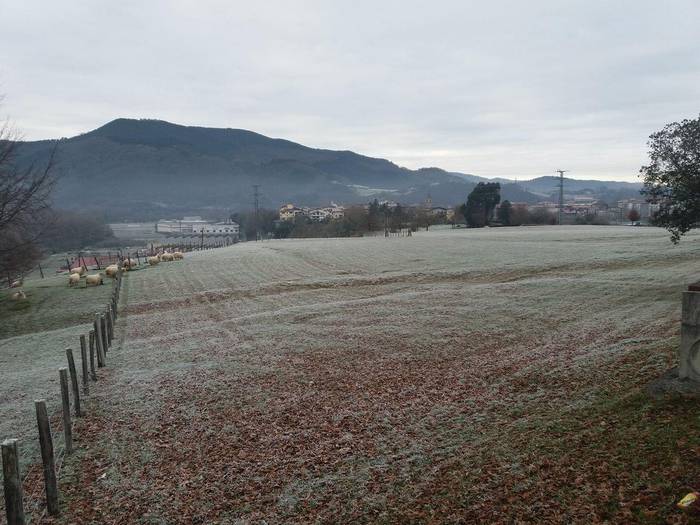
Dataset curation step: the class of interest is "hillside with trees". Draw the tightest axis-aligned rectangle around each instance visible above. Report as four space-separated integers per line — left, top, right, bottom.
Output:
14 119 640 221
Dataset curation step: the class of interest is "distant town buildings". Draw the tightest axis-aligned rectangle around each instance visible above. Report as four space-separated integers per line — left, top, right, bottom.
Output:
278 203 345 222
195 221 240 235
156 216 240 236
279 205 305 221
156 216 209 233
277 195 657 227
495 197 658 224
617 198 660 221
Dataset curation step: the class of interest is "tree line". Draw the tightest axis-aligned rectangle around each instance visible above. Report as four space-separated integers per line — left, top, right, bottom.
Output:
232 201 453 240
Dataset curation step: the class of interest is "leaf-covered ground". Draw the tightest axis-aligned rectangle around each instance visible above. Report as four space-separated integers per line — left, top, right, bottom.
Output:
16 226 700 524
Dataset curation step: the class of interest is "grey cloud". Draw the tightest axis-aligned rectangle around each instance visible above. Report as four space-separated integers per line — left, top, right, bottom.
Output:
1 0 699 181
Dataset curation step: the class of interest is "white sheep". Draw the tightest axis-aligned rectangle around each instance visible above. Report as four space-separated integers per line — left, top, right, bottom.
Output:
85 273 103 286
159 252 174 262
70 265 86 276
147 256 160 266
68 273 81 287
10 289 27 300
172 251 184 260
105 264 119 277
122 258 137 270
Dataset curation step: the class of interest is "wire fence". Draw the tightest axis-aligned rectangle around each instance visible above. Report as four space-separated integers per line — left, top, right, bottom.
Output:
0 266 121 525
1 240 236 524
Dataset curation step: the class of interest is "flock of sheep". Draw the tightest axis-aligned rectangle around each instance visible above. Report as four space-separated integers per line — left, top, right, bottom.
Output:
67 250 185 288
6 250 186 302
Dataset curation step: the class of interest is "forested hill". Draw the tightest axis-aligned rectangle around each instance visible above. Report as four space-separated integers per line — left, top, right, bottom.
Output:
15 119 641 221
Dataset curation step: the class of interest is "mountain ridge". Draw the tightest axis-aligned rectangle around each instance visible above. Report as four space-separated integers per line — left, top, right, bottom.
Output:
15 118 643 221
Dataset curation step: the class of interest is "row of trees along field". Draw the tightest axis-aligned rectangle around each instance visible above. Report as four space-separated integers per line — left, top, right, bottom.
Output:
232 201 450 240
0 116 116 284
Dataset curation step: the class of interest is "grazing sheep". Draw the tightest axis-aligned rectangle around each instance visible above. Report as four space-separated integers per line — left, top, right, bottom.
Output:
70 265 86 276
105 264 119 277
10 290 27 300
85 273 103 286
172 251 184 260
122 258 137 270
147 256 160 266
10 279 23 288
160 252 174 262
68 273 81 287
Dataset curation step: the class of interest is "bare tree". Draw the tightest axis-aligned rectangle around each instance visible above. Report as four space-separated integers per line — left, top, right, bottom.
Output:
0 103 57 281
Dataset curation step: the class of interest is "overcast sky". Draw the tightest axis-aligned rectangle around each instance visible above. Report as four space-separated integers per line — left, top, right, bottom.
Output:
1 1 699 181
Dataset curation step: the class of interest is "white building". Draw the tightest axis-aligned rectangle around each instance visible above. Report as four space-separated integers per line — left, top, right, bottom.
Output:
324 204 345 220
617 199 660 220
156 216 209 234
157 216 239 236
279 203 345 222
193 220 240 235
308 208 330 222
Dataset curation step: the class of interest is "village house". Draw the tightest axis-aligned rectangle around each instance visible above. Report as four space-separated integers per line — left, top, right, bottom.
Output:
429 206 449 217
324 204 345 220
279 204 305 221
279 203 345 222
308 208 330 222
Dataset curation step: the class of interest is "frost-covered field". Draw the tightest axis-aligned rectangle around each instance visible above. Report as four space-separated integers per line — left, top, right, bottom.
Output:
0 272 113 480
15 226 700 523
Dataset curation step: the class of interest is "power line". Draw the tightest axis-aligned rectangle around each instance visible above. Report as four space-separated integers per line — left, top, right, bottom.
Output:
252 184 261 241
556 170 567 225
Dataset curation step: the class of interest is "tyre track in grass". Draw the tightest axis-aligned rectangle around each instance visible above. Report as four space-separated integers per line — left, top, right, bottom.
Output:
121 249 698 318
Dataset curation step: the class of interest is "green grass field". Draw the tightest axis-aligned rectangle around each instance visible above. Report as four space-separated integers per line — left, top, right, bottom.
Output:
3 226 700 523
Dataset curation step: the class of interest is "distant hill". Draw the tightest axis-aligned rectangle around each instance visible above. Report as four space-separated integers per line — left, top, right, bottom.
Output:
519 176 642 202
15 119 640 220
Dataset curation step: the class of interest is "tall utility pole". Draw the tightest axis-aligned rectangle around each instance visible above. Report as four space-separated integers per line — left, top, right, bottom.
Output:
556 170 567 225
252 185 261 241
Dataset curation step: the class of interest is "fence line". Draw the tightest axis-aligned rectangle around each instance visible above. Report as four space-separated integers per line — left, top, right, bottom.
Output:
2 240 234 524
0 269 122 524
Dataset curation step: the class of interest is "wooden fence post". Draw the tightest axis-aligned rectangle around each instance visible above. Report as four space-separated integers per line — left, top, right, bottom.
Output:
65 349 82 417
59 368 73 453
94 316 105 367
110 304 115 339
88 330 97 379
2 438 25 525
106 308 113 345
80 335 89 394
100 314 108 353
35 400 59 516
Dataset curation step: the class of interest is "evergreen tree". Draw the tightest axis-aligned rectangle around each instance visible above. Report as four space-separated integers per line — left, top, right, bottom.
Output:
461 183 501 227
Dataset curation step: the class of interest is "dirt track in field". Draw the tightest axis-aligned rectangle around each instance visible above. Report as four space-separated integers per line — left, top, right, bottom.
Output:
24 226 700 524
